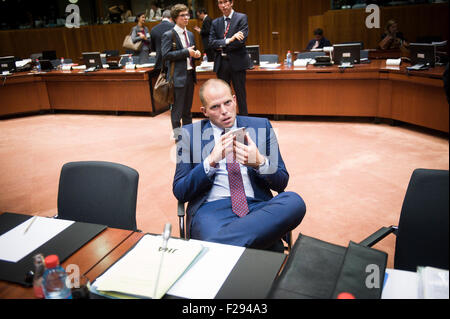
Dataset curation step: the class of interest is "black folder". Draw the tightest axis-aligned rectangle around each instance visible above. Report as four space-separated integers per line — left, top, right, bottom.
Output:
268 233 387 299
0 212 106 286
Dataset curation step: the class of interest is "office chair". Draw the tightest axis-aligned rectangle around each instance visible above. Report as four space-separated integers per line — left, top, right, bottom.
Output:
259 54 279 64
296 51 325 60
177 201 292 253
50 58 73 68
103 50 120 57
56 161 139 231
360 168 449 272
339 41 364 49
30 53 43 60
360 49 369 60
119 55 139 66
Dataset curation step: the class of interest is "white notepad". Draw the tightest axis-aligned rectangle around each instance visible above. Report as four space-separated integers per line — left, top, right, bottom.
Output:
93 235 204 299
0 216 74 263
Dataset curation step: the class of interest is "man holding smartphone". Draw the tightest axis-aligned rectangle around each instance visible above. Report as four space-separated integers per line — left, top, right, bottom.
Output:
209 0 251 116
173 79 306 252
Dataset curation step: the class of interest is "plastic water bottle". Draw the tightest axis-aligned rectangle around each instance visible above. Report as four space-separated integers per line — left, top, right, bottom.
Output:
35 59 41 72
32 253 45 299
42 255 72 299
202 53 208 64
60 57 65 69
127 54 133 65
286 50 292 68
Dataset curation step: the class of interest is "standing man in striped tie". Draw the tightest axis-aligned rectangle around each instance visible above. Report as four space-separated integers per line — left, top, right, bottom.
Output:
162 4 201 138
209 0 251 116
173 79 306 252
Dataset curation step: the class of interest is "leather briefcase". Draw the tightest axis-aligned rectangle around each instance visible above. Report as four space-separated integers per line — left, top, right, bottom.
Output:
153 30 177 106
153 67 174 105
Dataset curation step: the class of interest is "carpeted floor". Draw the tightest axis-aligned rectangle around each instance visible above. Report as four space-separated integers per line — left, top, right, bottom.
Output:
0 111 448 267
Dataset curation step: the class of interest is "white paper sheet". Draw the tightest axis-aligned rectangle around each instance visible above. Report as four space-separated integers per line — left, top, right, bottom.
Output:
167 240 245 299
381 268 419 299
93 235 204 299
0 216 74 263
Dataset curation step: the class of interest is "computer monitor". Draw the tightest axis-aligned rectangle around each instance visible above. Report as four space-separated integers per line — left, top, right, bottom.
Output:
246 45 260 66
0 56 16 74
38 59 54 71
332 43 361 65
42 50 57 61
82 52 103 69
409 43 436 67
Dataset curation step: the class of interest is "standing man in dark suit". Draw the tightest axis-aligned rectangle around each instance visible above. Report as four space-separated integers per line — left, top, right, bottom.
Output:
162 4 201 135
194 8 214 62
150 10 174 72
209 0 251 116
149 10 174 113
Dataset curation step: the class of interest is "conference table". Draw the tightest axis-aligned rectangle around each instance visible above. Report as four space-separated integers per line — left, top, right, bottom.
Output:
0 60 448 133
0 67 167 116
193 60 448 133
0 212 286 299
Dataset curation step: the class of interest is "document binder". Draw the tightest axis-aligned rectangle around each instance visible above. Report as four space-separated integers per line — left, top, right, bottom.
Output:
0 213 106 286
268 234 387 299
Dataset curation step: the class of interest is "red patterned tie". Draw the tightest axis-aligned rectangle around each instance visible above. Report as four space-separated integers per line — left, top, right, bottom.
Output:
224 133 249 217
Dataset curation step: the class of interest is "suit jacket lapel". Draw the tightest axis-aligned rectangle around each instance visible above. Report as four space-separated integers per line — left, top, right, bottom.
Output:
200 120 214 162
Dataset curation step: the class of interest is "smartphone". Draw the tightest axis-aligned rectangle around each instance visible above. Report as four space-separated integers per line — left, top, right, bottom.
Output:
229 127 246 142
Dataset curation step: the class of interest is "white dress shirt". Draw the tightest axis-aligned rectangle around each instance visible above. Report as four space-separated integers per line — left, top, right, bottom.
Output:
173 24 192 70
223 10 234 45
202 120 270 203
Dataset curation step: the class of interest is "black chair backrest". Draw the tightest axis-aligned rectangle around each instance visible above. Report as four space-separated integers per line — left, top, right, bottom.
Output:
395 168 449 271
57 161 139 231
260 54 279 64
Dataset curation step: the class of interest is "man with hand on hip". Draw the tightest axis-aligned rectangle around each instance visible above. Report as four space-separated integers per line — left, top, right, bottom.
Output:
209 0 251 116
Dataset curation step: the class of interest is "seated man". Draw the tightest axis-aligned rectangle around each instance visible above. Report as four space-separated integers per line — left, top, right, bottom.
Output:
173 79 306 251
306 28 331 51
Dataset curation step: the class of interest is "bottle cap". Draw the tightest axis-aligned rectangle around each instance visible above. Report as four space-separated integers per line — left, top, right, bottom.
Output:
337 292 356 299
44 255 60 268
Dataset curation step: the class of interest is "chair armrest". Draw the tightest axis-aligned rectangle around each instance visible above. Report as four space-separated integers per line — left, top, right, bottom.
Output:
177 201 185 239
359 226 397 247
177 201 185 217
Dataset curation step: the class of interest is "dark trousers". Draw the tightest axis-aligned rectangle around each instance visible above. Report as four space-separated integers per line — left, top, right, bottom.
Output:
216 57 248 116
190 191 306 250
172 70 194 131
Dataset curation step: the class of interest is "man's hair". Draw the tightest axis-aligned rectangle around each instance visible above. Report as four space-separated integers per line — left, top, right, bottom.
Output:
171 4 188 20
313 28 323 36
196 8 207 15
384 19 397 33
162 9 171 19
199 79 233 107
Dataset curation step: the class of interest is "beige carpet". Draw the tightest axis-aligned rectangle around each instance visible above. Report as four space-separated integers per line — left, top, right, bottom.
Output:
0 111 448 267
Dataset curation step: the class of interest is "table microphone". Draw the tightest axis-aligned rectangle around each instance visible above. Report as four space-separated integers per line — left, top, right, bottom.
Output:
161 223 172 250
154 223 171 299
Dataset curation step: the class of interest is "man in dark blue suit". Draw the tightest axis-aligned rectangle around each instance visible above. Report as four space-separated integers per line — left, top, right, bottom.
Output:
162 4 201 134
305 28 332 51
173 79 306 251
149 10 173 112
150 10 174 72
209 0 251 116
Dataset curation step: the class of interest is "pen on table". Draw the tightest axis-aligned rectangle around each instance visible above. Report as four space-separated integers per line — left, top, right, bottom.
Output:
23 216 38 234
